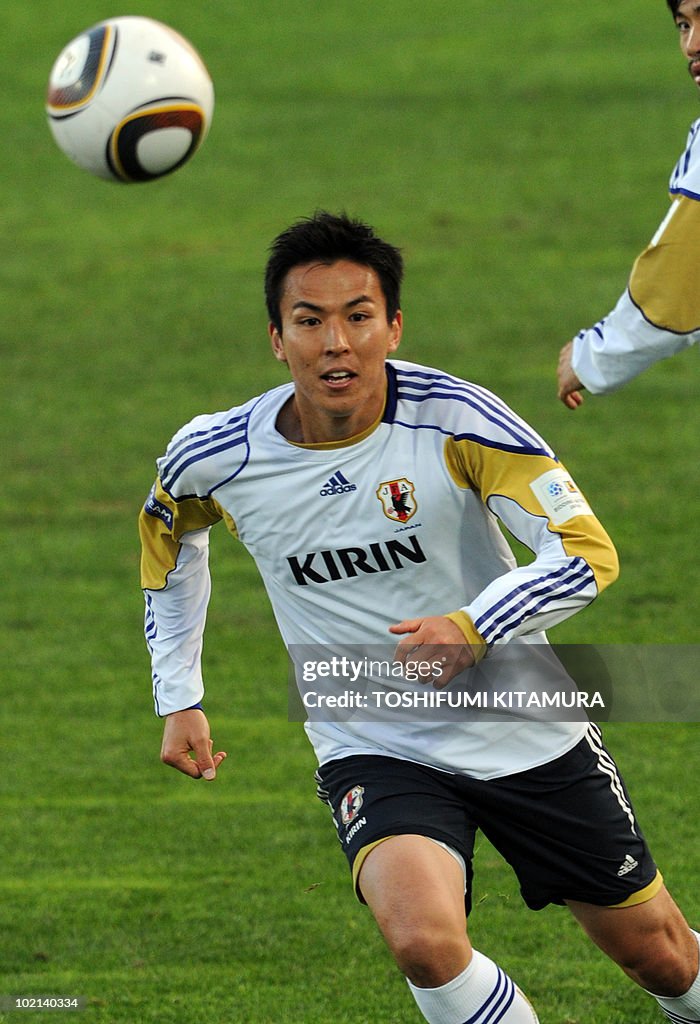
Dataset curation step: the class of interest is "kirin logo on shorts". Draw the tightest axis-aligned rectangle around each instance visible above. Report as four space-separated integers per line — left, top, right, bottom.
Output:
340 785 365 825
376 477 416 523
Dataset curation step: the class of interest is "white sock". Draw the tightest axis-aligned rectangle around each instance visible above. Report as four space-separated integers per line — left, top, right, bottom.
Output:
407 949 539 1024
652 930 700 1023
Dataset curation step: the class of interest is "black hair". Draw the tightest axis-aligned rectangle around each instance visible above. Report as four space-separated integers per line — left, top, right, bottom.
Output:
264 211 403 332
667 0 680 15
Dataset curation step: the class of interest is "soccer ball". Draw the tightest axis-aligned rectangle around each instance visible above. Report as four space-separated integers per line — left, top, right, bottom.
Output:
46 16 214 183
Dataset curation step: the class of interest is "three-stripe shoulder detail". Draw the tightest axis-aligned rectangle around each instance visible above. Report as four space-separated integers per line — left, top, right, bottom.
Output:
392 366 554 457
159 403 257 497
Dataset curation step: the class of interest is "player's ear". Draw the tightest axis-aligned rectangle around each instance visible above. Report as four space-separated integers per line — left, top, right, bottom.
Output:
387 310 402 354
269 322 287 363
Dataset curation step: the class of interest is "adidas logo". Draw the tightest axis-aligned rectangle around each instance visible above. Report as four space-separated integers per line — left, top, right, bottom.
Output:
617 854 639 877
320 470 357 496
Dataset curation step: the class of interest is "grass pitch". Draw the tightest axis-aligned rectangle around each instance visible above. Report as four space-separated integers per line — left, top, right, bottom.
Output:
2 1 698 1021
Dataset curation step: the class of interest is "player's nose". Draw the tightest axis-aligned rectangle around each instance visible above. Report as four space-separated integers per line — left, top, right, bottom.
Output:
324 320 350 352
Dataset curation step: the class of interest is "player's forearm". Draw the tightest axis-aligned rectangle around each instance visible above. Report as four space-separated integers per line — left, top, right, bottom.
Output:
445 437 618 648
145 579 210 715
453 552 601 649
448 496 618 651
573 291 698 394
142 531 212 716
146 586 208 715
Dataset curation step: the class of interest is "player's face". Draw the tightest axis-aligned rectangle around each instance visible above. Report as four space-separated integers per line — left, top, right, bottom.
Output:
269 260 402 443
675 0 700 88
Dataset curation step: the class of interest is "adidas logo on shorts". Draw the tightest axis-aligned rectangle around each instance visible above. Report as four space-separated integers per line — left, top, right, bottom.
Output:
617 853 639 876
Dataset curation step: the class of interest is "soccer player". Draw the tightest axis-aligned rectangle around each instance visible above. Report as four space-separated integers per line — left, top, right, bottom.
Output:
140 212 700 1023
557 0 700 409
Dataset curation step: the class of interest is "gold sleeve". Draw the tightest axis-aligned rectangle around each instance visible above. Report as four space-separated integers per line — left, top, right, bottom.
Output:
629 195 700 332
444 436 619 594
138 479 225 590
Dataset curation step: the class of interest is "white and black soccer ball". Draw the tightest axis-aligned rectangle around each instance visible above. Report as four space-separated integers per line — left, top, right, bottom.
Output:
46 16 214 183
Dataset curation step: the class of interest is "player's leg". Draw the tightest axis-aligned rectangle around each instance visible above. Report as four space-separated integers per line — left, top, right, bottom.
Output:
357 834 469 986
567 885 700 1021
462 721 699 1021
316 754 540 1023
358 834 539 1023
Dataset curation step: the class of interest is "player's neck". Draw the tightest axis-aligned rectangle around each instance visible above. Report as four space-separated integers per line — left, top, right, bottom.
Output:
276 394 384 446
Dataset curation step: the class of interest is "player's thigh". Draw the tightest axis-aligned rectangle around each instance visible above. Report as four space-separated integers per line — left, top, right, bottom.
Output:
358 834 472 984
315 753 476 902
359 833 469 938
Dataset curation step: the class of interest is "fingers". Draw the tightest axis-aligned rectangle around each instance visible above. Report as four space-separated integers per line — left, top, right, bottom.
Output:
562 389 584 410
192 738 227 781
164 751 202 779
160 709 228 781
556 340 585 409
388 618 421 639
164 744 228 781
389 617 476 687
390 619 425 664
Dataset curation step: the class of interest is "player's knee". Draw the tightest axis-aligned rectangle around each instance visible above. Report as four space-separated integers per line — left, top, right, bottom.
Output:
389 925 469 987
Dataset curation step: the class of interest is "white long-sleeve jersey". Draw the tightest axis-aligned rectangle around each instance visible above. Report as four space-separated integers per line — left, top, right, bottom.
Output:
572 117 700 394
140 360 618 779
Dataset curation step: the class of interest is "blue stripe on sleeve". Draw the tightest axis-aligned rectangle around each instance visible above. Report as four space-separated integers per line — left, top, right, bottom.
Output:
474 559 594 645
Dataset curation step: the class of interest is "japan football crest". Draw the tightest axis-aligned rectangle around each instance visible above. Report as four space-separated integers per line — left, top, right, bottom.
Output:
376 478 416 523
340 785 364 825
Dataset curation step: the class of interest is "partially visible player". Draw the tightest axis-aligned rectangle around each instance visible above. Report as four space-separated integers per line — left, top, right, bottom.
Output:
140 212 700 1022
557 0 700 408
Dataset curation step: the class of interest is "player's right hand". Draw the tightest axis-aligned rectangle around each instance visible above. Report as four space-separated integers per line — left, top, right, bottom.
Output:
160 707 227 780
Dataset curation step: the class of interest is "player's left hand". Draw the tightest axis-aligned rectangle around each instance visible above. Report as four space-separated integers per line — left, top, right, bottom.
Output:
389 616 475 688
557 340 585 410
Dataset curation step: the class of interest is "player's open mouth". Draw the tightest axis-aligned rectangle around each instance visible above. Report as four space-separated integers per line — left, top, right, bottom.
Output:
690 60 700 84
321 371 357 388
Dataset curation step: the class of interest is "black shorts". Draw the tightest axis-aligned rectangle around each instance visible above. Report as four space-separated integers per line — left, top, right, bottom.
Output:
315 724 660 913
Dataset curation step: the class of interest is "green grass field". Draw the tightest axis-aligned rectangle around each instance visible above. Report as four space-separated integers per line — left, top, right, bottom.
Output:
2 1 699 1021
